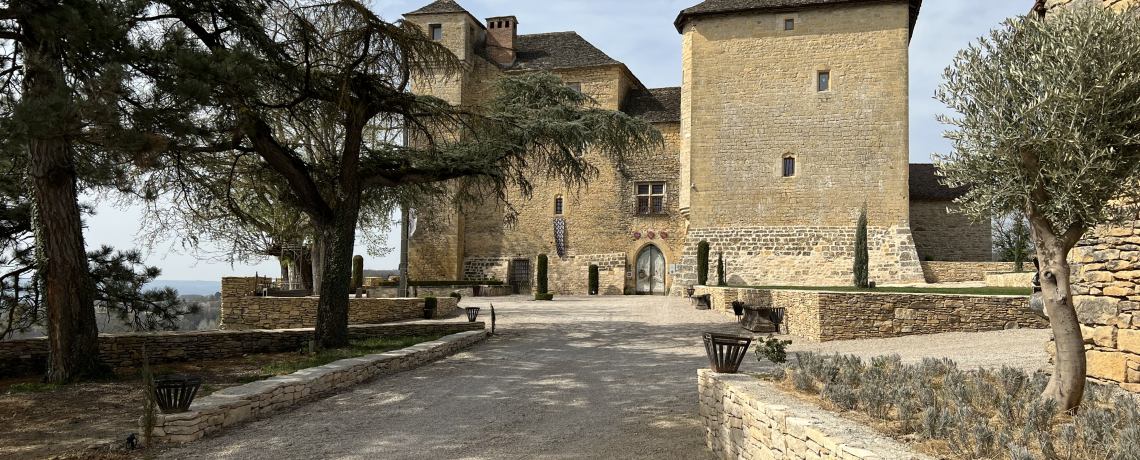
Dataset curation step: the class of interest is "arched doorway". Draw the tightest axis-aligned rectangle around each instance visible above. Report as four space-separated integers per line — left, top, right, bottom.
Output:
635 245 666 295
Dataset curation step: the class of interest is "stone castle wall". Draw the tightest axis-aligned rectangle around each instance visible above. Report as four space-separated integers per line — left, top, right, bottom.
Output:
694 286 1044 342
672 226 925 292
910 200 993 262
0 322 484 378
1046 0 1140 14
919 261 1017 283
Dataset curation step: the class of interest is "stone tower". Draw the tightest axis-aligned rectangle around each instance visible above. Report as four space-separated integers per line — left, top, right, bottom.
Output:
672 0 926 287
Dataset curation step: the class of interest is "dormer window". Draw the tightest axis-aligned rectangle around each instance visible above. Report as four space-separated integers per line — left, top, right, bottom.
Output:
430 24 442 41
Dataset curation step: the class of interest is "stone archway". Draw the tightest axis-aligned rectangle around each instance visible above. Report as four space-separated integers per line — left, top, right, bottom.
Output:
635 245 667 295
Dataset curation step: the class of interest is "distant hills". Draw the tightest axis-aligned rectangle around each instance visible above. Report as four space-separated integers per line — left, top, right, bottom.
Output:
144 280 222 296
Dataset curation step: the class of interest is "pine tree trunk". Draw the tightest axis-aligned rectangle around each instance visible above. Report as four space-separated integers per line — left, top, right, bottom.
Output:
1034 224 1086 411
24 44 101 383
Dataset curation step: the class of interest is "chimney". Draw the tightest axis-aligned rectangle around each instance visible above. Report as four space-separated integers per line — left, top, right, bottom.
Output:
485 16 518 66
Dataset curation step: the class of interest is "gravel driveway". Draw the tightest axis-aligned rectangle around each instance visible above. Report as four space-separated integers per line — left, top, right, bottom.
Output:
160 295 1051 460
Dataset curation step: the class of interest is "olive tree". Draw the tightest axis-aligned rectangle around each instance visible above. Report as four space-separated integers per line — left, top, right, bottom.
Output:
935 6 1140 410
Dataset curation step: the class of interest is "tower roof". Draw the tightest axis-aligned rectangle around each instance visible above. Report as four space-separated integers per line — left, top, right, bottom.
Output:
622 87 682 123
501 32 621 71
405 0 470 16
674 0 922 37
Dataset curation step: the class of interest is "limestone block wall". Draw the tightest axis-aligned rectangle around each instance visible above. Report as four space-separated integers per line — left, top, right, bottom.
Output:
144 330 488 443
1066 222 1140 393
699 370 927 460
673 226 925 292
986 272 1035 288
221 295 457 330
0 322 485 377
1046 0 1139 15
694 286 1043 342
910 200 993 262
548 253 626 295
919 261 1016 283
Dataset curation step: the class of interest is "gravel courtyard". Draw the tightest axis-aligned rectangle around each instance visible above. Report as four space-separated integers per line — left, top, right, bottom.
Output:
160 295 1051 460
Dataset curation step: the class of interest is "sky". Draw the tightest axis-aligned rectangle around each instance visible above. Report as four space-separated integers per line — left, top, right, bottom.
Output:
85 0 1033 281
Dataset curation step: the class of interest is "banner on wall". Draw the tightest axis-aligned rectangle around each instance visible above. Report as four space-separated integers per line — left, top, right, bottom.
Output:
554 218 566 257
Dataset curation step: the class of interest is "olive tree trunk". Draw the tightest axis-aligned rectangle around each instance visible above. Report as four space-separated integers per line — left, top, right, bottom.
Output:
1029 217 1086 411
24 48 101 382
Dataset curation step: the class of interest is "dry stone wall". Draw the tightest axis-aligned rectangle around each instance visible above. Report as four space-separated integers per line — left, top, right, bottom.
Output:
221 295 457 330
0 322 484 377
673 226 925 292
1065 222 1140 393
919 261 1016 283
910 200 993 262
143 330 487 444
700 370 928 460
694 286 1044 342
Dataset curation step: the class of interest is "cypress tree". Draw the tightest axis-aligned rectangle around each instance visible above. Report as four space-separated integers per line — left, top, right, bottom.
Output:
717 253 726 286
588 264 599 295
697 240 710 285
352 255 364 291
853 204 869 288
537 254 549 295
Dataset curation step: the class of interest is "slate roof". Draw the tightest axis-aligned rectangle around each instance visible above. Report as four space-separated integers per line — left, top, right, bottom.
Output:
674 0 923 36
910 164 968 200
622 87 682 123
505 32 621 71
405 0 470 15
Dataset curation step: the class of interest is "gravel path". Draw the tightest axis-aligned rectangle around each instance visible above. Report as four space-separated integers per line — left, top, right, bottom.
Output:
159 296 1051 460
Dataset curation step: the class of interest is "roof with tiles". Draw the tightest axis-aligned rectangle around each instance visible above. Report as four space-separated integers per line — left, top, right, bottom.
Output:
909 164 968 200
503 32 622 71
405 0 470 15
621 87 682 123
674 0 923 36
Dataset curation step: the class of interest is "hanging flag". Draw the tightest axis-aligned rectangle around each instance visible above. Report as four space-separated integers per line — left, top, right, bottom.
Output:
408 208 418 238
554 218 566 257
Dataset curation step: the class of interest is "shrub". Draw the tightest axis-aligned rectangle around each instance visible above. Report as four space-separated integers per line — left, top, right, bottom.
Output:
449 292 462 302
535 293 554 301
779 353 1140 460
624 287 633 295
755 335 792 364
537 254 548 295
422 296 438 311
588 264 599 295
697 240 710 285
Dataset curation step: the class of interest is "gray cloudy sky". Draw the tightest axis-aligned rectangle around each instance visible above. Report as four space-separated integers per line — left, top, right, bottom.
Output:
87 0 1032 281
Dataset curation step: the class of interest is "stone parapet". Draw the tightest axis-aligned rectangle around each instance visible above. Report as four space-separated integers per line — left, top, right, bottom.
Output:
699 370 929 460
142 330 488 444
693 286 1044 342
919 261 1016 283
0 322 484 378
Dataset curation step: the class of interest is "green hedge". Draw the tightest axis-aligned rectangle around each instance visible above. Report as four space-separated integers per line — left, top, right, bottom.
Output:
369 280 504 287
535 293 554 301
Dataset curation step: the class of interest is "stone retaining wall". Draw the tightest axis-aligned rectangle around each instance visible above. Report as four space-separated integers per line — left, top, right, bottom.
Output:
0 322 484 378
694 286 1044 342
222 284 458 330
699 370 928 460
986 272 1035 288
919 261 1015 283
142 330 488 443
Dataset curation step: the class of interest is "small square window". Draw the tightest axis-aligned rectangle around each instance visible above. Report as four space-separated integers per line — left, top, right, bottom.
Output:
783 157 796 177
818 71 830 92
635 182 666 215
785 19 795 31
567 82 582 93
555 198 563 215
430 25 442 41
